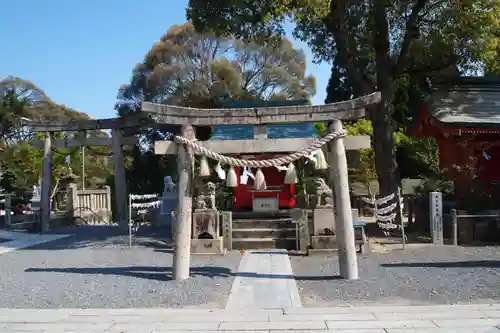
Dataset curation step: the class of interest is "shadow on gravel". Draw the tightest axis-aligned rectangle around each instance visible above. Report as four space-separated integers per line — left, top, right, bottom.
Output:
22 225 173 251
381 260 500 268
24 265 340 281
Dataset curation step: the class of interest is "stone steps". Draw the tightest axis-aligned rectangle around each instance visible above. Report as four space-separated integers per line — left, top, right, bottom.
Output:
232 210 294 219
232 237 297 250
230 211 297 250
232 227 296 239
232 218 294 230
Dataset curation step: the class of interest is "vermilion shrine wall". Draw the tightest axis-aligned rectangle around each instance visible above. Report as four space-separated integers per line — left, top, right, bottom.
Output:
412 105 500 184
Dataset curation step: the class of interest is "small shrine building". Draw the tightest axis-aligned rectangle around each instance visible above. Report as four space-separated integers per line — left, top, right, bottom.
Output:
411 76 500 184
210 122 318 210
211 99 368 212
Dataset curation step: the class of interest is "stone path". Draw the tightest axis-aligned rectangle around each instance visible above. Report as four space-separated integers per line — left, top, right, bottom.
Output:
0 230 70 255
226 249 302 309
1 304 500 332
2 243 500 331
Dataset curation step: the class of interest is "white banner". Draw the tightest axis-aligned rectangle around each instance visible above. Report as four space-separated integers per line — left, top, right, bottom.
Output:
130 194 158 200
131 200 162 209
361 193 395 205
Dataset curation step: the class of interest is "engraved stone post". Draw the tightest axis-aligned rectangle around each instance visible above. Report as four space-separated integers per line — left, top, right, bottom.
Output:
221 211 233 251
429 192 443 245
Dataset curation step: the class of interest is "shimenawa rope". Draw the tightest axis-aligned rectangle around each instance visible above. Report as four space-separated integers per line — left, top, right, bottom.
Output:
171 128 347 168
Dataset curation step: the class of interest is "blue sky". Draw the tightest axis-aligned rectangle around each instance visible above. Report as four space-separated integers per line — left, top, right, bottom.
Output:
0 0 330 120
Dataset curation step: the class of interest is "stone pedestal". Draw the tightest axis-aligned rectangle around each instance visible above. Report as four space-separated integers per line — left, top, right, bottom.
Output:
191 237 224 254
310 235 337 252
309 208 337 253
312 208 336 235
192 208 219 239
191 208 223 254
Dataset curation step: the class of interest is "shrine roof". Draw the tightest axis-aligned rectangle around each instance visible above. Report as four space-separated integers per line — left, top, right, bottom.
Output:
209 123 318 140
210 99 317 140
427 76 500 127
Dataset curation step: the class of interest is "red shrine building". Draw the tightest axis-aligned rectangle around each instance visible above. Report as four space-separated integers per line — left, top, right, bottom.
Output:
209 122 317 211
208 100 369 212
411 76 500 185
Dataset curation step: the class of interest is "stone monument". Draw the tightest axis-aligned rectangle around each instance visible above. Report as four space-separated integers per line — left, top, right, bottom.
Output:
159 176 177 227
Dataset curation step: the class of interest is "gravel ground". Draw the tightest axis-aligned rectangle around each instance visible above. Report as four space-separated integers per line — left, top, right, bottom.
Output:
291 245 500 306
0 225 241 308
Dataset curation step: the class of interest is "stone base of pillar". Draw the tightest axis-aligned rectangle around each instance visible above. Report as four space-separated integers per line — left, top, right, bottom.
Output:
190 237 224 254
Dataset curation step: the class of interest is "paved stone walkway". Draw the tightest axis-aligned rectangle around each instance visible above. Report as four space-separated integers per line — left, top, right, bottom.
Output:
2 245 500 331
0 304 500 332
226 249 302 308
0 230 70 255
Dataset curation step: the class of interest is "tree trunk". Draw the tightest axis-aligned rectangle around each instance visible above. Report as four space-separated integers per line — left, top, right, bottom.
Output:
371 87 399 197
372 1 402 222
325 0 401 215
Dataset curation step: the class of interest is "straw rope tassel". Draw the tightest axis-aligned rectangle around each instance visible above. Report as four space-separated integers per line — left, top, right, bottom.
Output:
284 163 298 184
199 155 210 177
315 148 328 170
226 166 238 187
253 168 267 190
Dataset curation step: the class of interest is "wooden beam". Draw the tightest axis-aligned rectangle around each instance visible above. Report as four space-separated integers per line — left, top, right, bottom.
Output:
154 136 370 155
30 136 139 149
142 92 381 125
23 115 152 132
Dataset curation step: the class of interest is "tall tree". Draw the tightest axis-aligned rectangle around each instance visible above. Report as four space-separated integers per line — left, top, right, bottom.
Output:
187 0 500 202
116 22 316 141
0 77 50 147
116 22 317 193
0 77 113 194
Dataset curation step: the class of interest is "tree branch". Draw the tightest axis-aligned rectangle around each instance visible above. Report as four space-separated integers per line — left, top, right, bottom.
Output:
51 176 60 200
394 0 429 76
403 56 456 75
325 0 371 96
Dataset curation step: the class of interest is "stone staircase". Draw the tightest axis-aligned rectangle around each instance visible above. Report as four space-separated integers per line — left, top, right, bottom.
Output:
231 211 297 250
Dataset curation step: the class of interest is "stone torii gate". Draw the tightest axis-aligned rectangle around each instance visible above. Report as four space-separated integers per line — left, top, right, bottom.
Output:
24 117 146 232
142 92 382 281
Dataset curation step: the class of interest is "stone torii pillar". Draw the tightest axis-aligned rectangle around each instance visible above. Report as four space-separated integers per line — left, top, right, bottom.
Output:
173 125 196 280
40 132 53 233
328 120 358 279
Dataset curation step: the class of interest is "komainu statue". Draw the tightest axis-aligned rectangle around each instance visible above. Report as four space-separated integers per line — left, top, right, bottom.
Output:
206 182 216 209
315 178 334 208
193 181 218 239
195 181 217 210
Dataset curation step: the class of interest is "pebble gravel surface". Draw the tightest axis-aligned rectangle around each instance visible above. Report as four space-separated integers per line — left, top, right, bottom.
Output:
0 226 241 308
291 245 500 306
